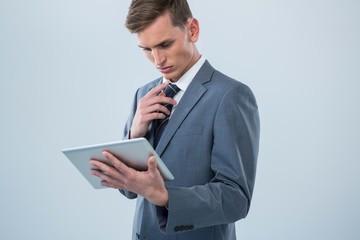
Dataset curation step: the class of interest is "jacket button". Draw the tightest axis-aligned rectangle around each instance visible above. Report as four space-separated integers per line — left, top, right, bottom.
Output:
136 233 140 239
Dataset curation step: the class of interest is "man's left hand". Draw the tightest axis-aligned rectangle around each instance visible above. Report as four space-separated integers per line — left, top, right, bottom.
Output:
90 151 169 207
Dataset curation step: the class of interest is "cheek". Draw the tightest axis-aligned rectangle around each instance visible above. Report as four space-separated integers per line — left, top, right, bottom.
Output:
145 52 155 63
170 49 186 63
178 43 193 59
177 50 192 64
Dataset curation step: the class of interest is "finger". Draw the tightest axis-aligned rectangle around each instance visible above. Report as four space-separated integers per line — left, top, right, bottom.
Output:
103 151 130 175
143 95 176 111
147 156 157 173
147 112 167 121
156 95 177 106
143 103 171 116
89 159 121 178
89 159 111 171
90 167 116 183
152 82 170 95
144 82 170 99
100 179 118 189
90 161 125 189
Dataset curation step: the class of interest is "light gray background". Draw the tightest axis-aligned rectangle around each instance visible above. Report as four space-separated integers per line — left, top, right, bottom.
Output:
1 0 359 239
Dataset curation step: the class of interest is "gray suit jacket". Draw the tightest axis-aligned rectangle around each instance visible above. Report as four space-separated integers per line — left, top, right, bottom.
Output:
121 61 260 240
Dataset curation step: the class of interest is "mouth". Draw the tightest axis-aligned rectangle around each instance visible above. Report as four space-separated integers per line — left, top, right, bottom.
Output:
158 66 173 74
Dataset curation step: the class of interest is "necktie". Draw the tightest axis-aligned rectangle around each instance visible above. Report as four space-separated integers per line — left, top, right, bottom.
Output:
154 84 181 147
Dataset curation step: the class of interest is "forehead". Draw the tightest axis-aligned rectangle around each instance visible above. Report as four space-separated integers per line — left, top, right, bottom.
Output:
136 12 184 47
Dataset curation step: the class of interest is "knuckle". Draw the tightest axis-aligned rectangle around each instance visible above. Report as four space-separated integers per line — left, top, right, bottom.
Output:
122 178 130 190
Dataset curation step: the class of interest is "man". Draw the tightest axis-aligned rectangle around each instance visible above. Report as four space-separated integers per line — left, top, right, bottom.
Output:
90 0 260 239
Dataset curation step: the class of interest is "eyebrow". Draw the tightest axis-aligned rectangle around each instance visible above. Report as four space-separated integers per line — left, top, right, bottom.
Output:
138 39 175 49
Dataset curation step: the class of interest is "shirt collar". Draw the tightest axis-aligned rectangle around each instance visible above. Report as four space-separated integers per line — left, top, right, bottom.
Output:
162 56 206 92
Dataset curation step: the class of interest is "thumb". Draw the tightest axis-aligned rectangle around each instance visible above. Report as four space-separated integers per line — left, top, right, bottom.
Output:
147 156 157 173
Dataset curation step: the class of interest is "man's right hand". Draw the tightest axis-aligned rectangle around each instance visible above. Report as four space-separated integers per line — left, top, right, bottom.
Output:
130 82 177 138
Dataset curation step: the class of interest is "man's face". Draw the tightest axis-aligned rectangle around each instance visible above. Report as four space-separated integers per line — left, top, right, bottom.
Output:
136 11 199 82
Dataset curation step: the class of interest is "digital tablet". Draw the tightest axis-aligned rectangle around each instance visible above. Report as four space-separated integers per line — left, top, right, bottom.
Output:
62 138 174 189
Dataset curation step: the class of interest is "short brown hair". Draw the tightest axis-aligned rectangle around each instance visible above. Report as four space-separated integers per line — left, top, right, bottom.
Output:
125 0 193 33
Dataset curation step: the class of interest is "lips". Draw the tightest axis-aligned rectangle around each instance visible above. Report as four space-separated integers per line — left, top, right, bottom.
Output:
158 66 173 74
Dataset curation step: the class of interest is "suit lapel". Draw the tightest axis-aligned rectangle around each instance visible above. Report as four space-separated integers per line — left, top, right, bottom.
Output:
156 61 215 156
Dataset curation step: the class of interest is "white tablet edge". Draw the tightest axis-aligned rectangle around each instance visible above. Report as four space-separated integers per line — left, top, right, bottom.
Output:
62 138 174 189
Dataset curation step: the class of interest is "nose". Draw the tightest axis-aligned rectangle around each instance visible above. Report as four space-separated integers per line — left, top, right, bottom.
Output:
152 49 165 67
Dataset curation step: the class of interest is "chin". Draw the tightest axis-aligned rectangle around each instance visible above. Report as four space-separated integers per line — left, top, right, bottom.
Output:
163 73 176 81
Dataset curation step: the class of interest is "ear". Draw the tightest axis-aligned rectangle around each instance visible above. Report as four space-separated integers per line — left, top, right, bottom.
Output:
187 18 200 42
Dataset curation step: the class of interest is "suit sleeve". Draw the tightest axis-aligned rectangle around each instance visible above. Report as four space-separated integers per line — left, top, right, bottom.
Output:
157 84 260 234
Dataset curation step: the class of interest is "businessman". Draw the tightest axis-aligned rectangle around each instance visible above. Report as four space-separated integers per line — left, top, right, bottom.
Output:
90 0 260 239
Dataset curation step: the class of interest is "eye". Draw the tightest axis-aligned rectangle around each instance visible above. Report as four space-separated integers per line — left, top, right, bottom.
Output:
143 48 152 52
159 41 174 49
160 43 169 49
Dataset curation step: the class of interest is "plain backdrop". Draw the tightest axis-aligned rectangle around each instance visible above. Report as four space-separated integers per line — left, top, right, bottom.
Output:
1 0 359 239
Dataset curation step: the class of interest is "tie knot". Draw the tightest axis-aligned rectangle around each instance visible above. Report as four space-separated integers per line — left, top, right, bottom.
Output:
164 84 180 99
